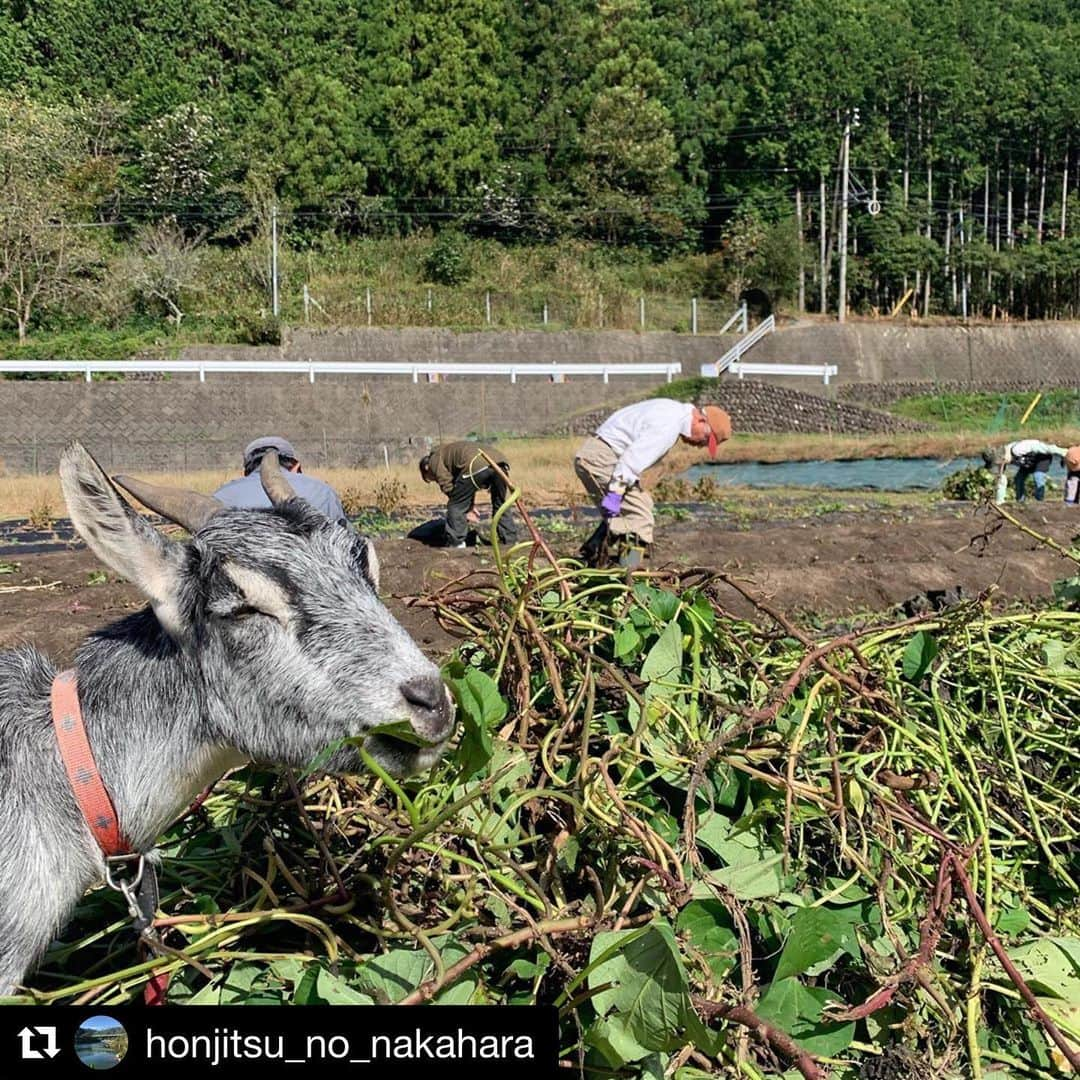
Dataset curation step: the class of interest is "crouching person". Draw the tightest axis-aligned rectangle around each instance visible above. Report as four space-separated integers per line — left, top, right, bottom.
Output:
420 442 519 548
575 399 731 568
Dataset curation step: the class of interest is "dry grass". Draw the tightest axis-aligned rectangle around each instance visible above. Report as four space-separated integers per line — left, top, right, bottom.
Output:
1 425 1077 521
0 438 587 521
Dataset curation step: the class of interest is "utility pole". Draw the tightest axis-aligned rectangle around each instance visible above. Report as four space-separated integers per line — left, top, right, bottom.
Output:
838 113 852 323
1061 141 1070 239
819 172 827 313
271 204 279 318
963 204 972 317
795 187 805 313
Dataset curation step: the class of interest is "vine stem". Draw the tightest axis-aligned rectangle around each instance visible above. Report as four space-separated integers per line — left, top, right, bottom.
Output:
950 853 1080 1072
694 997 825 1080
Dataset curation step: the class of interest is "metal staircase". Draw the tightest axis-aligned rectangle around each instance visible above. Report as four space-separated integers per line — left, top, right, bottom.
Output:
700 314 776 377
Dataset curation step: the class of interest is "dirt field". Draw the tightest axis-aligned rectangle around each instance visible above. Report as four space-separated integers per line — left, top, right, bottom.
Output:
1 498 1077 665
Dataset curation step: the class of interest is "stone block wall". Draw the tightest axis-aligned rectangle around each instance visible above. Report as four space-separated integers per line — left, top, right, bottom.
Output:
552 381 930 438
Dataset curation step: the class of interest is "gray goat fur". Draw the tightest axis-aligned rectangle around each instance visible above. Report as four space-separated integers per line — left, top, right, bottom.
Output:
0 442 454 995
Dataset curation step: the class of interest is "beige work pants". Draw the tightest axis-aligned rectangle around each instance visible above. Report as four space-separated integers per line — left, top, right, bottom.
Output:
574 436 655 543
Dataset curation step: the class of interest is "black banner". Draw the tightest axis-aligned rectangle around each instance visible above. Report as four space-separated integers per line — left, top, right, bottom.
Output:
0 1006 559 1079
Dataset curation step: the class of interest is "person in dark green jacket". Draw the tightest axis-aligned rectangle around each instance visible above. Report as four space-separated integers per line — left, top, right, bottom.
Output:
419 442 519 548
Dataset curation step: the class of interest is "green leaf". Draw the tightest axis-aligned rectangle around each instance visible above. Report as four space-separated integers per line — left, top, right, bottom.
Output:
847 778 866 818
315 967 374 1005
268 958 307 987
435 978 479 1005
588 923 694 1059
702 852 786 900
677 901 738 981
695 811 766 868
688 593 716 632
773 906 863 982
445 662 507 776
640 621 684 685
356 947 432 1003
219 961 261 1002
614 623 643 660
902 630 939 681
756 979 855 1057
586 1016 652 1067
632 586 680 623
994 906 1032 936
558 834 579 872
1008 937 1080 1002
365 718 437 747
1042 638 1074 674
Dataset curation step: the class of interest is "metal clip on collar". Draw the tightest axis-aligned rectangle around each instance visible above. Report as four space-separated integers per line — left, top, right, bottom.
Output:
104 853 146 924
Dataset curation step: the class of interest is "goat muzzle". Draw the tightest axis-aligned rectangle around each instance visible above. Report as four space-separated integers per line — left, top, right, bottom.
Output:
400 675 456 743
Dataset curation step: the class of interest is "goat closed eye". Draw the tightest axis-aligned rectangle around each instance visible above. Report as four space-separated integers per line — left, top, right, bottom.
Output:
231 604 263 619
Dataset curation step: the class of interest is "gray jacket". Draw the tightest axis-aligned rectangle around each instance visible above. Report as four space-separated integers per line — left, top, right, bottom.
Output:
214 471 348 526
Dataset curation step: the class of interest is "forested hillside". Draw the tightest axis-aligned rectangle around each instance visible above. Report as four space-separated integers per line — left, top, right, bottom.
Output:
1 0 1078 345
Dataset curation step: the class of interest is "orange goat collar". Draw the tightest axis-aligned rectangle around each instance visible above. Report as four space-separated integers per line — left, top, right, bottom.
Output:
51 669 131 857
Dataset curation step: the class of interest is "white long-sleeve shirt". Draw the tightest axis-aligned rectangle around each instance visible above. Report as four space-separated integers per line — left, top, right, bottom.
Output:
595 399 695 488
1004 439 1068 466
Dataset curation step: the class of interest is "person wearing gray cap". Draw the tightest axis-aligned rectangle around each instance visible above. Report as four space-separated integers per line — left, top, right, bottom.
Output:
213 436 348 526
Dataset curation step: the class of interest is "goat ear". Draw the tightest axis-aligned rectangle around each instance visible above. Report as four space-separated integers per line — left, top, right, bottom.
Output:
60 442 187 634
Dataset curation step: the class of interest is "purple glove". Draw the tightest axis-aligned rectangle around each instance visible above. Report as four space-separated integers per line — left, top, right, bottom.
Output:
600 490 624 517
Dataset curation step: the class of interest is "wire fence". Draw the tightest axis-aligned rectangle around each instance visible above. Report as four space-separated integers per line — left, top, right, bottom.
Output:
296 285 747 335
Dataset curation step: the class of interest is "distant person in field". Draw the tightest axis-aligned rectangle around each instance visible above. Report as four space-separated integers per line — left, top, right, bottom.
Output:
214 436 348 526
575 400 732 568
1065 446 1080 505
419 442 519 548
999 438 1069 502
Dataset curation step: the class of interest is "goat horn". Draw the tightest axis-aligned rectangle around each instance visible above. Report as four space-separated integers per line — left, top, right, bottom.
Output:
259 450 296 506
112 475 223 534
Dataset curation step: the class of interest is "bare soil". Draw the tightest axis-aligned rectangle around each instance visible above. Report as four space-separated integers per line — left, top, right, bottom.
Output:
1 500 1076 665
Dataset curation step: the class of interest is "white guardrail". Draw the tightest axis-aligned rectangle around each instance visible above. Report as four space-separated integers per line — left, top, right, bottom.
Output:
0 360 683 385
726 361 839 385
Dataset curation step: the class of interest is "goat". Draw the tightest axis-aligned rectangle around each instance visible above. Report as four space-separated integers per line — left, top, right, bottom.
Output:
0 442 455 995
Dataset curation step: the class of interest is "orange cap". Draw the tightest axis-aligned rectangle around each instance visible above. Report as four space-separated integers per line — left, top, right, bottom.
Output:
702 406 732 458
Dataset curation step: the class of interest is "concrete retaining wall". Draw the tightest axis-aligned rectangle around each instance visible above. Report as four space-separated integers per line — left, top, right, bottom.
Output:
0 373 657 475
750 321 1080 385
187 322 1080 387
1 322 1078 475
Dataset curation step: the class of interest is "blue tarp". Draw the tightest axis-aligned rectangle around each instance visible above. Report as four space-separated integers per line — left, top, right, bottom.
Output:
682 457 984 491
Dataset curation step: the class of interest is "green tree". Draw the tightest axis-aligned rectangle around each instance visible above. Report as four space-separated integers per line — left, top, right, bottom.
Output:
0 97 103 341
358 0 505 218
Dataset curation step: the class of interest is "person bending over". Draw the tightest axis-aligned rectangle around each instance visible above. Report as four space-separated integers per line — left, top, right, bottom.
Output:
1000 438 1068 502
574 399 731 568
420 442 519 548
